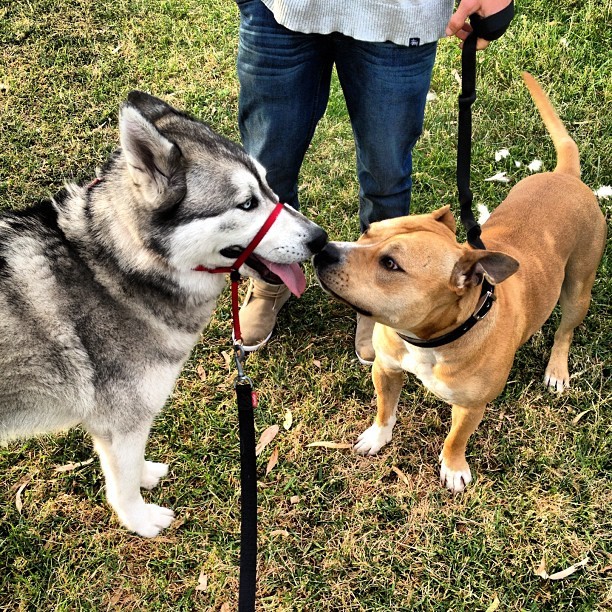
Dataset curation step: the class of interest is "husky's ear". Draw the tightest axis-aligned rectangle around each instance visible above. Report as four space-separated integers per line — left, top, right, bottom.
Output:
450 249 519 294
119 104 186 210
126 91 176 123
431 205 457 233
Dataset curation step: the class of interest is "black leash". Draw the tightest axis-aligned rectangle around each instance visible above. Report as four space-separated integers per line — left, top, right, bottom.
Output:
457 30 485 250
234 347 257 612
400 2 514 350
457 1 515 251
194 203 286 611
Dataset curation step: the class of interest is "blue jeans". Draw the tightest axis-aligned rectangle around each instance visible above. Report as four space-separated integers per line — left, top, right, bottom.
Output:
236 0 437 230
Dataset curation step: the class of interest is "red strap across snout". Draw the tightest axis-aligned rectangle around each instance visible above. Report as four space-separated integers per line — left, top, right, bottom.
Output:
193 202 285 275
193 201 285 343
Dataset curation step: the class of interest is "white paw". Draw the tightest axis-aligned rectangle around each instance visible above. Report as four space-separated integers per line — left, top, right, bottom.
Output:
141 461 169 490
544 369 570 393
120 503 175 538
439 456 472 494
354 419 395 455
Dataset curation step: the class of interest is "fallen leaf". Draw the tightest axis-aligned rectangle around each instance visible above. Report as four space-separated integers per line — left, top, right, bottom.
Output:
535 555 589 580
572 409 592 425
195 568 208 592
484 172 510 183
283 410 293 431
594 185 612 199
494 148 510 162
306 441 352 449
535 557 549 579
527 159 543 172
391 466 410 486
452 69 462 85
270 529 290 537
196 364 207 381
220 603 230 612
256 425 279 456
221 350 232 371
548 556 589 580
290 495 300 504
313 359 322 368
426 90 438 102
15 480 30 514
266 447 279 475
54 457 94 473
485 595 500 612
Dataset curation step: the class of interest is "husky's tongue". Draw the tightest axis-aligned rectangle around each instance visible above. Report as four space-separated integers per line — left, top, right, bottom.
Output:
261 258 306 297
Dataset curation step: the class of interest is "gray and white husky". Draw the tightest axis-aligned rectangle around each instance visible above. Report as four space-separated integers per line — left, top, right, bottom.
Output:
0 92 327 537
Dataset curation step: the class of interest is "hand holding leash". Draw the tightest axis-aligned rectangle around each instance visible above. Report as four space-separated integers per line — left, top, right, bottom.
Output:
446 0 514 49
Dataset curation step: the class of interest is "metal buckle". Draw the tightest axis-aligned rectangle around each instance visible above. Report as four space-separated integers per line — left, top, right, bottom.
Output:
233 342 252 387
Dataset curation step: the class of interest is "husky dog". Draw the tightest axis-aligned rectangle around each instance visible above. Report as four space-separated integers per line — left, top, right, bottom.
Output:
0 92 327 537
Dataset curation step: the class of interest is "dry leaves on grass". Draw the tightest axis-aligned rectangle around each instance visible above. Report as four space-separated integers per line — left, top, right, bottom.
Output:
15 479 30 514
391 466 410 486
266 447 279 475
53 458 94 473
535 555 589 580
256 425 279 456
195 568 208 592
307 441 352 449
283 410 293 430
485 595 500 612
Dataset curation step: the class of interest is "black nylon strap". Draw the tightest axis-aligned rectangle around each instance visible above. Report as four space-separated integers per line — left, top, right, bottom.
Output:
457 30 486 250
470 1 514 42
236 382 257 612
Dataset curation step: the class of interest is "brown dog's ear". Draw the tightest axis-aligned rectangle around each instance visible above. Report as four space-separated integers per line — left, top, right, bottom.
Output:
450 249 519 293
431 205 456 233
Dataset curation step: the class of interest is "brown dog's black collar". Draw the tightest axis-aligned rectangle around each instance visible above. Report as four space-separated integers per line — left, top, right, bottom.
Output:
397 279 495 349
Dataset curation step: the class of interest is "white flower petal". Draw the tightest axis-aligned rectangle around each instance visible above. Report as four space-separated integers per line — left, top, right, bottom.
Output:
515 160 522 168
485 172 510 183
593 185 612 199
528 159 543 172
495 148 510 162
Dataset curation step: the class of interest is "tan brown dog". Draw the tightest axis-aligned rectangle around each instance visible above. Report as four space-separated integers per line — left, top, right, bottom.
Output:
313 73 606 493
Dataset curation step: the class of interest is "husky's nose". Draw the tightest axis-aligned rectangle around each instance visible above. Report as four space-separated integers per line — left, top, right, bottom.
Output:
308 228 328 254
313 242 341 269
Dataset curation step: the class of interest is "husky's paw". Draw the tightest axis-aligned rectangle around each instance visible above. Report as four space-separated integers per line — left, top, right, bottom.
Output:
141 461 169 490
354 420 395 456
439 455 472 494
544 365 570 393
122 503 175 538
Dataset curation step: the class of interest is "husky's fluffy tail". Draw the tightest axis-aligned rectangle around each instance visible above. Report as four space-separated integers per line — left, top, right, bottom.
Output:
522 72 580 178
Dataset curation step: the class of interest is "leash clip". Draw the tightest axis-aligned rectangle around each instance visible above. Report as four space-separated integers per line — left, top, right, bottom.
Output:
233 342 252 387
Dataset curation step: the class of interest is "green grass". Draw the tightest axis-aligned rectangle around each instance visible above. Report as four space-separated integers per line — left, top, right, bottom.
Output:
1 0 610 609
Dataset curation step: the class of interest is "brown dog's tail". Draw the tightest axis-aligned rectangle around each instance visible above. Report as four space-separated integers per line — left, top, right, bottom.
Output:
522 72 580 178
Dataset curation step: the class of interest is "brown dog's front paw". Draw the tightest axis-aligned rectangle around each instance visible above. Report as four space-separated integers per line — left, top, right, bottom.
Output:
354 419 395 456
439 456 472 494
544 364 570 393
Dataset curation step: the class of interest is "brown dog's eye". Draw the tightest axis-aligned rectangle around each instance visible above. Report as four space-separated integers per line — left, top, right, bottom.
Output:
381 256 400 271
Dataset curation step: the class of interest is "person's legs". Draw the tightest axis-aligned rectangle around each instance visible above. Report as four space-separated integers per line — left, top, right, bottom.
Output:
237 0 333 209
335 37 437 230
335 36 437 362
236 0 333 349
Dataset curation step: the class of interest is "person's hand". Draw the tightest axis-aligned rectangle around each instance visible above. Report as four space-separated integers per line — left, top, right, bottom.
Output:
446 0 513 50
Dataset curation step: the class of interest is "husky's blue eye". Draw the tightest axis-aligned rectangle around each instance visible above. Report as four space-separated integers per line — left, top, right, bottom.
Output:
238 198 257 211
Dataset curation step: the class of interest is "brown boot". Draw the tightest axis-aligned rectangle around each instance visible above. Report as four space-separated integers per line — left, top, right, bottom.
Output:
237 279 291 352
355 314 376 365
